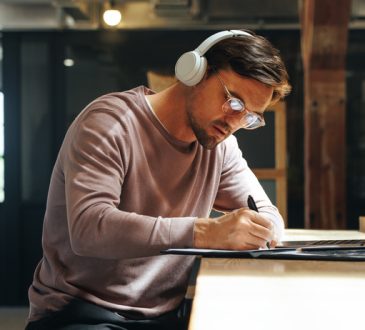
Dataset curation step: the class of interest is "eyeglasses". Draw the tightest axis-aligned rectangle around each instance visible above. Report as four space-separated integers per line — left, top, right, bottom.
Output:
215 73 265 130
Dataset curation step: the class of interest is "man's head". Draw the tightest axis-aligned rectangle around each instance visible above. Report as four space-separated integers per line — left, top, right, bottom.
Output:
174 30 291 149
175 30 291 105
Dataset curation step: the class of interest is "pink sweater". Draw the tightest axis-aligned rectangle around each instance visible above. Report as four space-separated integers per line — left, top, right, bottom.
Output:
28 86 283 321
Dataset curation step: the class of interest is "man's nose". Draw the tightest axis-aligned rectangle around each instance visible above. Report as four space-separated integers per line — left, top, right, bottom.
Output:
224 114 243 129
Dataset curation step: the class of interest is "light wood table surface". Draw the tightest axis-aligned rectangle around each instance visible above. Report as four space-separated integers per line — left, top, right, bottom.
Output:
188 229 365 330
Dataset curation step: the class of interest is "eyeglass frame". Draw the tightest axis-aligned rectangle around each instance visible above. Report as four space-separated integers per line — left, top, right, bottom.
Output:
214 72 266 130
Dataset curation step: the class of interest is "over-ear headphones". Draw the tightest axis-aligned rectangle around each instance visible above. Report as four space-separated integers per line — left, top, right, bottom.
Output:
175 30 253 87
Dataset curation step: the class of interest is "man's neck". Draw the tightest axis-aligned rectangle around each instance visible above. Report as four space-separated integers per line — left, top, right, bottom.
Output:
146 83 196 143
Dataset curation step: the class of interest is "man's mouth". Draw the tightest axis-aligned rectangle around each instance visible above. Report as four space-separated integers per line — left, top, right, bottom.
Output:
212 125 227 138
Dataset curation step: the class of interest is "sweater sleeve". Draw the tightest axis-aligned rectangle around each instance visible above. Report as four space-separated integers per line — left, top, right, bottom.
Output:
213 135 284 240
63 107 195 260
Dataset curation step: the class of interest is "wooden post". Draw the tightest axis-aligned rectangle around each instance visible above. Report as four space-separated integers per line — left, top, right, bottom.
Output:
301 0 351 228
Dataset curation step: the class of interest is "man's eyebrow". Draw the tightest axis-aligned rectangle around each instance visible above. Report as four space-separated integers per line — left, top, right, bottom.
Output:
227 88 244 101
227 88 249 108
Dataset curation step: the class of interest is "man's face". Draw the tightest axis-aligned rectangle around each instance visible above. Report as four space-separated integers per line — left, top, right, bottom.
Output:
186 69 274 149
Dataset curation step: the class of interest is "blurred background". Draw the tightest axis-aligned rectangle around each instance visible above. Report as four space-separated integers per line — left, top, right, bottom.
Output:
0 0 364 328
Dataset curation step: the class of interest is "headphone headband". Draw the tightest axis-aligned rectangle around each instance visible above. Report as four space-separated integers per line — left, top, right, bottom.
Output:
196 30 253 55
175 30 253 86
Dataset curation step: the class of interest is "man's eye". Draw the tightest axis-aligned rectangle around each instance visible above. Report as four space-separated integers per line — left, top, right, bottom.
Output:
229 99 243 111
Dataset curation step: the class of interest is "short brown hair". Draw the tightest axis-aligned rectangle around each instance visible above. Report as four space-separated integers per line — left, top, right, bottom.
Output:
205 30 291 104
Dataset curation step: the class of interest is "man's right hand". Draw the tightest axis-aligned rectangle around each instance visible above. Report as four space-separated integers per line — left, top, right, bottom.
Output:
193 208 275 250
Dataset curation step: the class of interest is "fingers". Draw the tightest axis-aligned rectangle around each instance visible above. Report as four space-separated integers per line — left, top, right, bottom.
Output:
238 242 262 250
239 209 273 233
242 235 269 250
249 220 272 241
269 240 278 248
235 209 275 249
194 210 278 251
248 211 273 229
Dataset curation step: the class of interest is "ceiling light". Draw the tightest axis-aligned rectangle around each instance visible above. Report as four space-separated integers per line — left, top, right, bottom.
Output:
63 58 74 67
64 46 74 67
103 1 122 27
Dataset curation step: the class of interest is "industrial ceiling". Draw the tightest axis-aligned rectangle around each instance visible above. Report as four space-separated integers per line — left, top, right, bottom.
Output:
0 0 364 30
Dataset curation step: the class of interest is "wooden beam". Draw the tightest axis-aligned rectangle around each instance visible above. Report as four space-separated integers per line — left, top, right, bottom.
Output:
301 0 351 229
274 101 287 224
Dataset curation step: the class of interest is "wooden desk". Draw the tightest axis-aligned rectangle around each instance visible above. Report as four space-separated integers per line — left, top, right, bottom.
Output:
188 229 365 330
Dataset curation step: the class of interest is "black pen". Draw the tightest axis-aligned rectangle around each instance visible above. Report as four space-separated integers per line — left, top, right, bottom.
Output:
247 195 271 249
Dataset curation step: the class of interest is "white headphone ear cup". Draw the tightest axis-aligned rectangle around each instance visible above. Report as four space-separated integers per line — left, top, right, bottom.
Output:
189 56 207 86
175 51 206 86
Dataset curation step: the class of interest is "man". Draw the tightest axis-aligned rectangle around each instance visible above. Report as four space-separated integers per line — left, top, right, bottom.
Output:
26 30 291 329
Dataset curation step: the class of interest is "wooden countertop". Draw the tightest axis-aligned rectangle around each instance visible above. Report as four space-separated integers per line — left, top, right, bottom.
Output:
188 229 365 330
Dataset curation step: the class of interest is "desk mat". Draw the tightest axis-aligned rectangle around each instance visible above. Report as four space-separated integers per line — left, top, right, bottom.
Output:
161 246 365 261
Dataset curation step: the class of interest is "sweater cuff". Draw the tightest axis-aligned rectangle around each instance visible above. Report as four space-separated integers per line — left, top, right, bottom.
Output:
169 217 196 248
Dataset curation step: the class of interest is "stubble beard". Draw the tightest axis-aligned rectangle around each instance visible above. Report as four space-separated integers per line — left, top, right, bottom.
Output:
186 90 232 150
187 110 220 150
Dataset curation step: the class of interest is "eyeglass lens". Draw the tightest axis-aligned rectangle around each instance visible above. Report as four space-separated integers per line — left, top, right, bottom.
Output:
217 72 265 129
223 98 244 114
229 98 244 111
242 113 261 129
